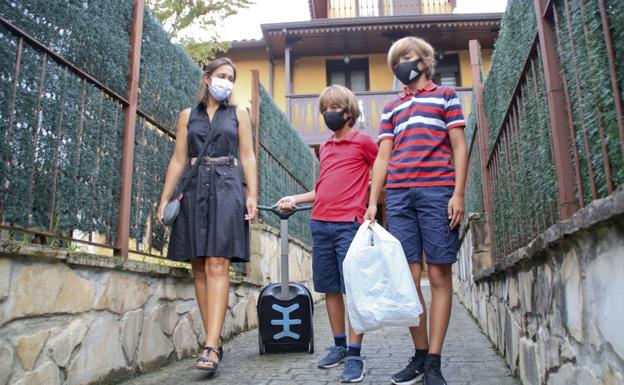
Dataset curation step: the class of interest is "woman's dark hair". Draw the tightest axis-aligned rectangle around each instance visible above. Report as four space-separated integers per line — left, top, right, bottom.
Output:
196 57 237 104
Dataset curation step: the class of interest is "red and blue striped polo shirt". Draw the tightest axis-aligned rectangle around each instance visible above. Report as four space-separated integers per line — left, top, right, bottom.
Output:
378 80 465 188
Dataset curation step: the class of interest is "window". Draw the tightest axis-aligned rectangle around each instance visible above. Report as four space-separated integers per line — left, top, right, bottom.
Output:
433 54 460 87
326 59 369 92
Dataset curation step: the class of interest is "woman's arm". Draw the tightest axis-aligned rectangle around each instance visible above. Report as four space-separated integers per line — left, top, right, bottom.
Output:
157 109 190 224
236 107 258 221
363 139 393 223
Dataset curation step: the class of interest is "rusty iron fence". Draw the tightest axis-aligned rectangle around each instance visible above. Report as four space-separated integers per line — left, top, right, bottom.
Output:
467 0 623 261
1 1 318 264
0 3 177 260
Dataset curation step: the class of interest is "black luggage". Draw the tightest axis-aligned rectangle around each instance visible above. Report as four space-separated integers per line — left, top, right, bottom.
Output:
256 204 314 354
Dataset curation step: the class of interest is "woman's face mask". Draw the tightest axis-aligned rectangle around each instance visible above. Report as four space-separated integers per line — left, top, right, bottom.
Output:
208 76 234 101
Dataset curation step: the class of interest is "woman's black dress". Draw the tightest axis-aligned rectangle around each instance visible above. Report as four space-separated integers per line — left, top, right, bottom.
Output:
167 101 249 262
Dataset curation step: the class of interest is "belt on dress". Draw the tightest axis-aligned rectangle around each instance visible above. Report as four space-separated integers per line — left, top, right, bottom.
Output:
190 156 239 166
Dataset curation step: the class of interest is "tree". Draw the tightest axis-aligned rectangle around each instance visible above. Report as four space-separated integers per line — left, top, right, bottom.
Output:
146 0 253 65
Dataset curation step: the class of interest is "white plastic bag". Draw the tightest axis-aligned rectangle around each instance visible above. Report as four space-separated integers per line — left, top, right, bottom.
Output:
343 220 423 334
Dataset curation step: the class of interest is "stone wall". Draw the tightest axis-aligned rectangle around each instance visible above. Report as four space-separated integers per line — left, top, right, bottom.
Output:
0 223 315 385
453 191 624 385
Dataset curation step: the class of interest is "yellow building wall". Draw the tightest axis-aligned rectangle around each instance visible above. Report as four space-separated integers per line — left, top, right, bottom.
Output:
293 56 327 95
225 45 491 113
458 49 493 88
291 54 395 93
369 53 394 91
225 48 269 109
482 49 493 76
273 60 286 111
221 49 289 112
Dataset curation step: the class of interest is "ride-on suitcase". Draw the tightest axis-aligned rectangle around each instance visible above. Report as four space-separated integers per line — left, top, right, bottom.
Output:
256 204 314 354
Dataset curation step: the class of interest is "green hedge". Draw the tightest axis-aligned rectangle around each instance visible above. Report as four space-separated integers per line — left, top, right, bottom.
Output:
464 94 484 216
0 2 319 252
490 52 558 257
0 2 187 249
0 1 200 131
1 0 133 99
466 0 623 258
0 35 126 239
138 11 202 130
130 120 174 251
258 85 319 244
482 0 536 146
554 0 624 203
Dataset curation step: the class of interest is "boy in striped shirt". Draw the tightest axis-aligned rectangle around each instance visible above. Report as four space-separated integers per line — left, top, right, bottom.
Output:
364 36 468 385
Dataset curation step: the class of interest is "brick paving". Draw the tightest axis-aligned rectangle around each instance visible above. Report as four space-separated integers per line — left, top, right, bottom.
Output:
120 286 519 385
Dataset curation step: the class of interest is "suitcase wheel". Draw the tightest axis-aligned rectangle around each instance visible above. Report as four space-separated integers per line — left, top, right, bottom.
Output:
258 331 265 355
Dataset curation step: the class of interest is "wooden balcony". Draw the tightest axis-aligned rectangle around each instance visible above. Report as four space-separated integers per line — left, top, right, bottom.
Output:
327 0 455 18
287 88 472 145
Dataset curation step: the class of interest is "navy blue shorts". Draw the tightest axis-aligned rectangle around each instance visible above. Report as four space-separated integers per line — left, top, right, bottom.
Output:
310 219 359 294
385 186 460 265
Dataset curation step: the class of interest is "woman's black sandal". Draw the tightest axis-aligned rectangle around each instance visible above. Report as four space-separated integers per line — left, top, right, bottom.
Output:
195 346 220 374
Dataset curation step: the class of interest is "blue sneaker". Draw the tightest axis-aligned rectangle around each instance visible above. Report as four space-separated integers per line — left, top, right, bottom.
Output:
317 346 347 368
340 356 366 383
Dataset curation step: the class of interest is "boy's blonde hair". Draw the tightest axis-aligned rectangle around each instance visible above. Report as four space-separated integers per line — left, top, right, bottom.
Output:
318 85 361 127
387 36 436 80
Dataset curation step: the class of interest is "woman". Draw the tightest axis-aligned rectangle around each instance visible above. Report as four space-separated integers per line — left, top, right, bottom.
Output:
158 57 257 375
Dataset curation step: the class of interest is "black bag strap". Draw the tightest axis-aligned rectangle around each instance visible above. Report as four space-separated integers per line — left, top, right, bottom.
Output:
176 132 211 198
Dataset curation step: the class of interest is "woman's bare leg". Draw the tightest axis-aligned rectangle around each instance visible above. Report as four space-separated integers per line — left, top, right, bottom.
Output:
204 257 230 362
191 258 209 346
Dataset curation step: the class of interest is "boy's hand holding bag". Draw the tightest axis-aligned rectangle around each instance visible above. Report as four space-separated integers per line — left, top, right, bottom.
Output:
343 220 423 334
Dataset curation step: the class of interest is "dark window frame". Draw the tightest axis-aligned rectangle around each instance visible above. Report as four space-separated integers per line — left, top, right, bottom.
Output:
433 53 461 87
326 58 370 91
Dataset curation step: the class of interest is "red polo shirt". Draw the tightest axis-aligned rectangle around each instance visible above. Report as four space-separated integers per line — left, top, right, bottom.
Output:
311 129 378 223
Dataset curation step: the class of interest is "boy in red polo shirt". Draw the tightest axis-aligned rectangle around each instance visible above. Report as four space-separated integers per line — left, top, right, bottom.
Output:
364 36 468 385
278 85 378 383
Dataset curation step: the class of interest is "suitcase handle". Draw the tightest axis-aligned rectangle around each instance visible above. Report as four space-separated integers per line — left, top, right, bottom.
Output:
258 203 312 297
258 204 312 220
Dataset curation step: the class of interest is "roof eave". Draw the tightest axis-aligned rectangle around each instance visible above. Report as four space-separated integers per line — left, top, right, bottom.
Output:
261 13 503 33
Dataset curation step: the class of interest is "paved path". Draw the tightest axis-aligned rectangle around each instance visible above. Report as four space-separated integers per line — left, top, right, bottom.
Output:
121 287 519 385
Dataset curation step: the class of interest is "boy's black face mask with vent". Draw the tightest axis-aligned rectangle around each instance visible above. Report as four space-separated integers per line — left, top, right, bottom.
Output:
394 59 423 85
323 110 348 132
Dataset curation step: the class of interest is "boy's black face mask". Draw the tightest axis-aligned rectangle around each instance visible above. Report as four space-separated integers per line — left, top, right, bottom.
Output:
394 59 423 85
323 110 348 132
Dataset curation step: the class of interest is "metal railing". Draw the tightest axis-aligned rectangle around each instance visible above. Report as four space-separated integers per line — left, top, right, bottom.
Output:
0 5 177 260
287 88 472 145
467 0 623 261
328 0 454 18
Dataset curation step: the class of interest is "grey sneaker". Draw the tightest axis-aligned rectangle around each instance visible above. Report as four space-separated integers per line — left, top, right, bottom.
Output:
340 356 366 383
317 346 347 368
